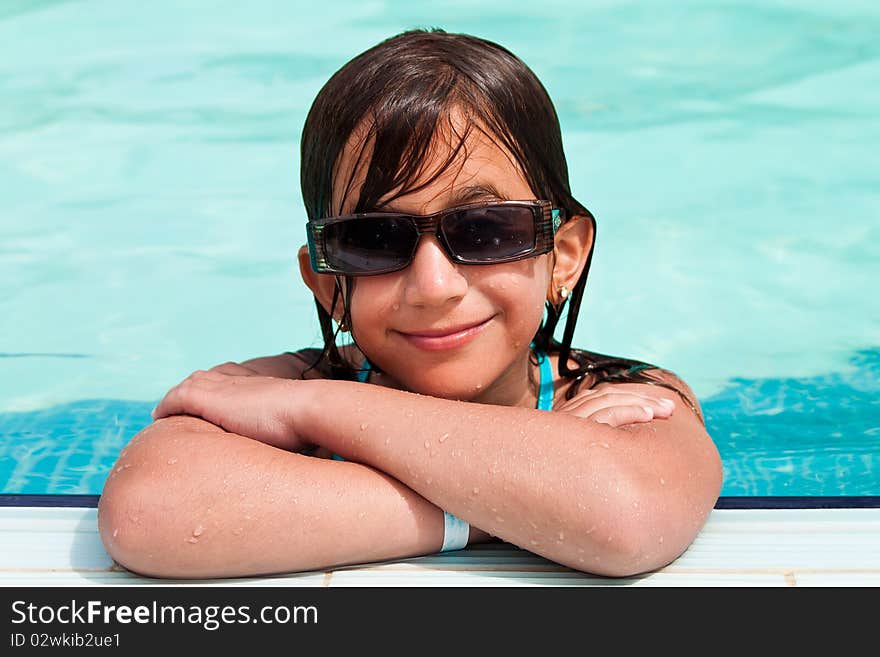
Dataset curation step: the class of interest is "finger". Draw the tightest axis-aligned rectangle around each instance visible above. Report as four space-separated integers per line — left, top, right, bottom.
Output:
560 393 675 418
151 386 192 421
588 404 658 428
150 390 175 421
151 373 214 420
560 389 674 409
588 391 675 407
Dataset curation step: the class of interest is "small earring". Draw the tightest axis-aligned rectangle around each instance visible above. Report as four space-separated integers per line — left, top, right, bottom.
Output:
558 285 569 300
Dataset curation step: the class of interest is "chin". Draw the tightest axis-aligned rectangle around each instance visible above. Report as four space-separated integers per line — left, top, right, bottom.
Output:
401 368 497 402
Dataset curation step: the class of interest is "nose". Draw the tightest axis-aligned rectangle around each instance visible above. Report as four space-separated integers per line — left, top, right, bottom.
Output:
402 235 468 307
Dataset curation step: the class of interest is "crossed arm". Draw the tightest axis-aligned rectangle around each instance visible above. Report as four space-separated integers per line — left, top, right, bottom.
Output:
97 355 722 579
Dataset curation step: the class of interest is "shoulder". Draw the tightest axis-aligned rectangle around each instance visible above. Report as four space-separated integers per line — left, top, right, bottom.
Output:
239 349 325 379
239 345 366 381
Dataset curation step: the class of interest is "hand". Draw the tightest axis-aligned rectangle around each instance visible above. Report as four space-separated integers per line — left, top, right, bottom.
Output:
555 385 676 428
151 362 308 451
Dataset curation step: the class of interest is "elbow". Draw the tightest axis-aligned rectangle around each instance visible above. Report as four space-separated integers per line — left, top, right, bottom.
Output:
563 515 671 579
564 513 690 579
98 432 209 579
567 466 722 579
577 428 723 578
98 418 237 579
98 471 178 578
574 518 688 579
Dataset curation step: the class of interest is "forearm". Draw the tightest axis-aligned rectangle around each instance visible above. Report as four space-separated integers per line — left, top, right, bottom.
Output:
97 416 479 579
295 379 721 576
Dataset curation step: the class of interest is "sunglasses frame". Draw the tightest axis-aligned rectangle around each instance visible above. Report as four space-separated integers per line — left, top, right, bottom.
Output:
307 199 564 275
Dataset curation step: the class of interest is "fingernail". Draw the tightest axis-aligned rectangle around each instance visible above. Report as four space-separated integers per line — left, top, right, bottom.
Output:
642 406 654 416
659 398 674 408
150 406 157 420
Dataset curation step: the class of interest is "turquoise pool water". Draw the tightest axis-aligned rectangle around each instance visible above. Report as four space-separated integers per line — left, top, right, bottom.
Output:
1 1 878 496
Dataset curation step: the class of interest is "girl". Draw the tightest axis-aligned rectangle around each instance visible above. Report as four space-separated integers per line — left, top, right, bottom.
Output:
98 29 722 579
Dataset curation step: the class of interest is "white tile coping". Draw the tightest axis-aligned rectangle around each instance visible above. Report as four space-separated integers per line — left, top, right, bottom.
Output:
1 506 878 587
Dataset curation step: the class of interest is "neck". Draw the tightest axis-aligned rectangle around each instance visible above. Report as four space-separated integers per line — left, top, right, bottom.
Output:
468 348 540 409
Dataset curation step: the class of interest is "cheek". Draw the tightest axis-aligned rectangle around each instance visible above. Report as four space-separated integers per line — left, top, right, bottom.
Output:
497 257 551 303
517 279 550 329
347 276 400 323
480 262 550 324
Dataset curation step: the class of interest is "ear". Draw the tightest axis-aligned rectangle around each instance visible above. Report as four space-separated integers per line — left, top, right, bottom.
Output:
547 214 595 304
297 245 344 322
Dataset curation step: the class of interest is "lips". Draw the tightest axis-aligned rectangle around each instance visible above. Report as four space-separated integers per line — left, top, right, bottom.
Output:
396 317 494 352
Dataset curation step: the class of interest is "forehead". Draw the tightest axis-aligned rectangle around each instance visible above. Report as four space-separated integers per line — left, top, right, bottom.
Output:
331 107 534 215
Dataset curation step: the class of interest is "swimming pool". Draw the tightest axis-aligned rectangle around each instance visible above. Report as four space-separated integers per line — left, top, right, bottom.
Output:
1 1 878 498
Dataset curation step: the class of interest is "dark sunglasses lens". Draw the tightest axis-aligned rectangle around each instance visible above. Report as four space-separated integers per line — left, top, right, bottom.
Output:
442 206 537 262
323 217 417 273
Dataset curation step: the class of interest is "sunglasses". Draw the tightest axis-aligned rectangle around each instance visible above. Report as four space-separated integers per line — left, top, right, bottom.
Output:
307 200 565 275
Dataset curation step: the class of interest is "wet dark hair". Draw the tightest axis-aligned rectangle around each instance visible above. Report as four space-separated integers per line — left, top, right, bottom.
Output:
297 28 702 420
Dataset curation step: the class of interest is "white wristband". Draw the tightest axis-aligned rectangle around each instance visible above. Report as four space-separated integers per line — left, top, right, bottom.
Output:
440 511 470 552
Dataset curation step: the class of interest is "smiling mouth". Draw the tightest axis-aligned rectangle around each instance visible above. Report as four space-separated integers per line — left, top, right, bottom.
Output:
396 317 494 351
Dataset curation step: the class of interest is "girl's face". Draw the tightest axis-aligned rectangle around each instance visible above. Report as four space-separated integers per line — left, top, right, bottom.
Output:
331 117 555 407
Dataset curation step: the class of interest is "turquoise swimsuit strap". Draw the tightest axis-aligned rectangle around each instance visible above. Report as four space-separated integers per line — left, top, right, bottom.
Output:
536 351 554 411
355 350 554 410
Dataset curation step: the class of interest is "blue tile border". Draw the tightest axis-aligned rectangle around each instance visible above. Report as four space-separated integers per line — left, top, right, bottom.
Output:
713 495 880 509
0 494 101 508
1 494 878 509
